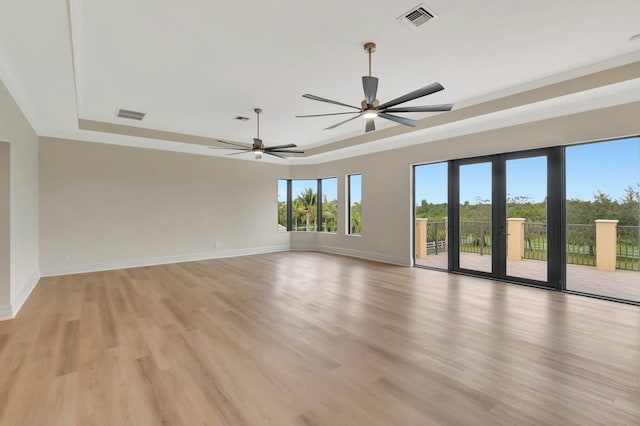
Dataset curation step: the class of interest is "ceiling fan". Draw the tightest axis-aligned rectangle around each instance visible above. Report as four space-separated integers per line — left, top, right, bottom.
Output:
209 108 304 159
296 42 453 133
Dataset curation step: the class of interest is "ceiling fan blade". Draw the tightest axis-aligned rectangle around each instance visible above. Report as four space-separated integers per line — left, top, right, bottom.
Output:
265 144 296 150
296 112 360 118
268 149 304 153
362 76 379 106
227 150 251 156
302 94 361 111
265 152 287 159
325 113 362 130
208 147 246 151
376 82 445 110
216 139 251 148
365 118 375 133
378 112 418 127
382 104 453 113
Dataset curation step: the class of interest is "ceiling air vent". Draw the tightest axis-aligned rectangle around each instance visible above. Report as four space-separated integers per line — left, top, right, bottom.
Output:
398 4 436 29
234 116 250 121
116 108 146 120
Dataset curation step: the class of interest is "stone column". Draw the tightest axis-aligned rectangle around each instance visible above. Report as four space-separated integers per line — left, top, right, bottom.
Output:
416 218 428 259
595 219 618 271
507 218 526 261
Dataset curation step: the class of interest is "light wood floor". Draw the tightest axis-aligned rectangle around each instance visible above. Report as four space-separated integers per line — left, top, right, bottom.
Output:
1 252 639 425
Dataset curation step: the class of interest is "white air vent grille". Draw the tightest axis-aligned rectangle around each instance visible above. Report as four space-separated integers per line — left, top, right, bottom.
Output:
398 4 435 29
116 109 146 120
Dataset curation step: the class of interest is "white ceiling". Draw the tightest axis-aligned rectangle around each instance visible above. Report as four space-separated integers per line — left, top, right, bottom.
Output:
1 0 640 162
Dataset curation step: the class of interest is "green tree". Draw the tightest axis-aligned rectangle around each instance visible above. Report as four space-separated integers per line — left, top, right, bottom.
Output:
295 188 317 231
350 201 361 234
321 195 338 232
618 184 640 226
415 199 447 220
278 201 287 228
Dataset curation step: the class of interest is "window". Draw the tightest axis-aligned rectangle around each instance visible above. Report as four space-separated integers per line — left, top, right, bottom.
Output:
348 174 362 235
277 178 339 233
320 178 338 233
277 179 288 232
291 180 318 232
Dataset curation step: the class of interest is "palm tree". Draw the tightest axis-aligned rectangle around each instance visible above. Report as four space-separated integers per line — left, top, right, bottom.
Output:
296 188 317 231
350 201 362 234
321 195 338 232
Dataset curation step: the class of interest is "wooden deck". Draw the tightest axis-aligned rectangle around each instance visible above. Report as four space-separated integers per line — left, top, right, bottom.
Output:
416 252 640 302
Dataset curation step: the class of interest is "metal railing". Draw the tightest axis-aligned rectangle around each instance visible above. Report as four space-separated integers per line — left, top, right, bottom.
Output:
617 225 639 271
523 222 547 261
459 221 492 255
566 223 596 266
428 220 638 271
426 221 447 255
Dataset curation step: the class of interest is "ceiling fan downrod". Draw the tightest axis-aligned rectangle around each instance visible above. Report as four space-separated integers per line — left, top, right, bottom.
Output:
254 108 262 141
364 42 376 77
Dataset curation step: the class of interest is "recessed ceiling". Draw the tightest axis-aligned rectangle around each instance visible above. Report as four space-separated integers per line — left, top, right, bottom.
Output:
1 0 640 162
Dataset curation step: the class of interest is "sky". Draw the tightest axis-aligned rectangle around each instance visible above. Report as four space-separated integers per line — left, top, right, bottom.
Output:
415 137 640 204
566 138 639 200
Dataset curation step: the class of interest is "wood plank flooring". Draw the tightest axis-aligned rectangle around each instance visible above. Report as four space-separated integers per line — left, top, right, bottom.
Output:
1 251 639 425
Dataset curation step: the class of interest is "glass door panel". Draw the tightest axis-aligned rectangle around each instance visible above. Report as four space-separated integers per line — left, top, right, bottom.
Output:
565 137 640 302
459 162 493 273
414 162 448 270
505 156 548 282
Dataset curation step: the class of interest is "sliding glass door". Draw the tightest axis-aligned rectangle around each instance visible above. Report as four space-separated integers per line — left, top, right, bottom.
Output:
565 137 639 302
415 140 638 304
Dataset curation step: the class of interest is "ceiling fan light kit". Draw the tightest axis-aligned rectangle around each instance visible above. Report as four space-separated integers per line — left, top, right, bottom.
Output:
209 108 304 160
296 42 453 133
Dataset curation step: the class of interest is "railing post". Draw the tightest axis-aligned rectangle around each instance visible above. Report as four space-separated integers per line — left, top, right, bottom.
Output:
444 217 448 250
434 222 439 255
595 219 618 271
416 218 428 259
507 218 526 261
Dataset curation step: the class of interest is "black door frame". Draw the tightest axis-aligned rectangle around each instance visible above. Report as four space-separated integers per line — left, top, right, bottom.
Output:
448 147 564 290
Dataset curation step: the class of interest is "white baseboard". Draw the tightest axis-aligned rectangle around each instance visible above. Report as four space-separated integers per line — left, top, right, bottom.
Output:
291 245 411 267
0 304 12 321
40 245 291 277
289 244 316 252
11 271 40 317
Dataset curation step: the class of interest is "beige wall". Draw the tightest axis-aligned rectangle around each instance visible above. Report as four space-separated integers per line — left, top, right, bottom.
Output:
0 80 39 317
292 101 640 265
0 142 9 308
39 138 290 274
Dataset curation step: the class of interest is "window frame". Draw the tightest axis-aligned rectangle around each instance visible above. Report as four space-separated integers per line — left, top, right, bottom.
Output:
278 177 338 233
